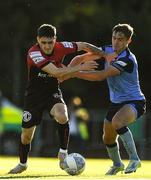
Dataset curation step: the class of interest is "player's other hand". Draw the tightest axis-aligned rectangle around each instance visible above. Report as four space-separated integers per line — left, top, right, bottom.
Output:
105 52 118 62
80 61 98 71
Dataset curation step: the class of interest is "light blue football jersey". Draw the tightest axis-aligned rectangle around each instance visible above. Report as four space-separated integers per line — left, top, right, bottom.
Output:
102 46 145 103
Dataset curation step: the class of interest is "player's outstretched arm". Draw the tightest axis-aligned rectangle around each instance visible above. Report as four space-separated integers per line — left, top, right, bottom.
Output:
42 61 98 78
58 53 100 82
68 53 100 67
58 50 117 82
77 42 105 56
58 64 120 82
76 42 117 61
74 65 120 81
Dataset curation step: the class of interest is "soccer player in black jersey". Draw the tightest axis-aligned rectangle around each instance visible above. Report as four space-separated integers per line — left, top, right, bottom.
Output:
8 24 116 174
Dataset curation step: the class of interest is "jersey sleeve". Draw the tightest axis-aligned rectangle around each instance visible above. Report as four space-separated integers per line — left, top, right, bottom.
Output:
111 57 134 73
60 42 78 55
28 50 50 69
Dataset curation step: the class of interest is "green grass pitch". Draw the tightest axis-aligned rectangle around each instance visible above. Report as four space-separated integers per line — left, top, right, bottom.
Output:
0 156 151 179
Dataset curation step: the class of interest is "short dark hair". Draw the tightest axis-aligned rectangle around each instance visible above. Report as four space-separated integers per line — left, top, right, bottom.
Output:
112 23 134 39
37 24 56 38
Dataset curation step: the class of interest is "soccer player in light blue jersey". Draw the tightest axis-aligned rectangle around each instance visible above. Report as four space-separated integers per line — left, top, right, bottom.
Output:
62 23 146 175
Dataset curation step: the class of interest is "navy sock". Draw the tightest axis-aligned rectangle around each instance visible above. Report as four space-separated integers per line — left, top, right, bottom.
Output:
57 122 70 150
116 126 128 135
19 141 31 164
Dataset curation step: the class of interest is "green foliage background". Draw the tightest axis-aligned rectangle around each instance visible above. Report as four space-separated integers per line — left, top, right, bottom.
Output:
0 0 151 108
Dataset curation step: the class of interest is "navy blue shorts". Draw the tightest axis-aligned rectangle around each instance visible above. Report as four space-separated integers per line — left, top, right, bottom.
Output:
105 100 146 122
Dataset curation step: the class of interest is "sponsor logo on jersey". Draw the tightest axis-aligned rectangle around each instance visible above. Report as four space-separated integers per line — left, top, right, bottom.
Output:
38 72 53 78
29 51 45 64
23 111 32 122
61 42 73 48
116 61 127 67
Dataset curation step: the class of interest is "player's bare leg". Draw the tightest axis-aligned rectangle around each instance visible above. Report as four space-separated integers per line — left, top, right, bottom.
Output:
113 105 141 174
8 126 36 174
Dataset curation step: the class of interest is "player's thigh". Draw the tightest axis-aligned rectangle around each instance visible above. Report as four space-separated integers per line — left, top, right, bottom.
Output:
21 126 36 144
103 120 117 144
113 104 136 128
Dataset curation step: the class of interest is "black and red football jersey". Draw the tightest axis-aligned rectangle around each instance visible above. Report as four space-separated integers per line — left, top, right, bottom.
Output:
27 41 77 79
25 41 77 92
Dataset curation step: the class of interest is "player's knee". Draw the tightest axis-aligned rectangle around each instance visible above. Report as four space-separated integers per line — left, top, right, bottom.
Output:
112 119 123 130
55 112 68 124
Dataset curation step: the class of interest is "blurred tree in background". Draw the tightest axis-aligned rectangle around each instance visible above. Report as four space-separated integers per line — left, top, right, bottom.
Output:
0 0 151 109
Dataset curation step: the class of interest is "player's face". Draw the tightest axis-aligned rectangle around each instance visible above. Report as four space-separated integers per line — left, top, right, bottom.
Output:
112 31 131 54
37 36 56 55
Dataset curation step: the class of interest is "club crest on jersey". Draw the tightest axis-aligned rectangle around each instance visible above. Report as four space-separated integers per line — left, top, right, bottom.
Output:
61 42 73 48
23 111 32 122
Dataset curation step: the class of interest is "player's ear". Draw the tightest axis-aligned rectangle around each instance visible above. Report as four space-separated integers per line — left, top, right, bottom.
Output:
128 38 132 44
37 36 40 43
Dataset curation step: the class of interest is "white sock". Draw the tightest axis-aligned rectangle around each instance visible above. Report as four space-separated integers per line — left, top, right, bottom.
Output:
120 129 139 160
20 163 27 167
59 148 68 153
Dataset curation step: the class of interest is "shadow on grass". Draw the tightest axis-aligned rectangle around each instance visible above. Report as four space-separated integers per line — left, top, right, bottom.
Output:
0 174 69 179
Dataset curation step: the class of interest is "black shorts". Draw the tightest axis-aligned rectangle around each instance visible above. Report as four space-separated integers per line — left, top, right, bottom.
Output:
105 100 146 122
22 88 65 128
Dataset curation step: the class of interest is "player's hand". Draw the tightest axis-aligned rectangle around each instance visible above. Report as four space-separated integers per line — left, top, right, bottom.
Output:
58 75 73 83
80 61 98 71
105 52 118 62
